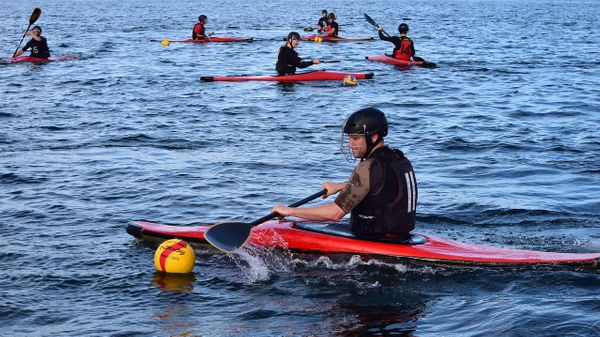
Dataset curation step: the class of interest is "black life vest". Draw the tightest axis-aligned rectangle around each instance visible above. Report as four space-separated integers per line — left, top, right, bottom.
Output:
350 146 417 240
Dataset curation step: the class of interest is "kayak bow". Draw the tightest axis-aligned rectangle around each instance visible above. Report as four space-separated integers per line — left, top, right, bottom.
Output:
126 220 600 268
200 70 374 82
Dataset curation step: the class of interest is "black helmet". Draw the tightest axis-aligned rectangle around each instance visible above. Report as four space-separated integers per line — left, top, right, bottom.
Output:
287 31 301 41
321 9 328 15
343 107 388 137
398 23 409 33
199 15 207 21
32 25 42 34
328 13 336 20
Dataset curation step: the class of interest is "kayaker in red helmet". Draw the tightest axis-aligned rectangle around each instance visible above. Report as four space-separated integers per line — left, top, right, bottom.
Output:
192 15 210 40
323 13 339 37
272 108 418 242
276 32 320 76
317 10 328 33
378 23 425 62
14 25 50 59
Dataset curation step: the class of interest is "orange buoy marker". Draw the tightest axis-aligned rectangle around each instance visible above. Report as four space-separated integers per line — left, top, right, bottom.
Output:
154 239 195 273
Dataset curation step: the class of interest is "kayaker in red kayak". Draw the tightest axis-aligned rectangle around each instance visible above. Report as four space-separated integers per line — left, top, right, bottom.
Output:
272 108 418 242
276 32 320 76
377 23 423 62
192 15 210 40
323 13 339 37
13 25 50 59
317 10 328 33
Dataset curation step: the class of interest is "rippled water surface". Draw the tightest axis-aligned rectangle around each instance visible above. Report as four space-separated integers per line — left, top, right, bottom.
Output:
1 0 599 336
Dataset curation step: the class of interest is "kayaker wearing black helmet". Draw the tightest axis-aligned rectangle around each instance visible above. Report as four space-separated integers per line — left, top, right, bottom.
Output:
272 107 418 242
14 25 50 59
378 23 418 61
192 15 209 40
317 10 328 33
276 32 320 76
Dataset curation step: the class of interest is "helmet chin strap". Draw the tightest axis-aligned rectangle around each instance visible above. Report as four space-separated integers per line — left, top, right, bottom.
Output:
364 133 382 158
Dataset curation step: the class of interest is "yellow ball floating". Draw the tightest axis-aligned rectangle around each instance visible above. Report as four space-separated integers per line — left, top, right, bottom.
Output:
161 39 170 46
341 75 359 86
154 239 195 274
314 37 323 43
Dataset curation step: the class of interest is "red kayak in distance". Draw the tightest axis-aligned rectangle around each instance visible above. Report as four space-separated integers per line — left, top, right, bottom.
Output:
126 219 600 268
366 54 436 68
302 34 373 42
200 70 374 82
2 55 76 63
155 37 254 43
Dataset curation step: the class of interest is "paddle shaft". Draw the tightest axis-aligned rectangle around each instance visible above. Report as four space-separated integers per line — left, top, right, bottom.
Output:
249 189 326 226
364 13 391 37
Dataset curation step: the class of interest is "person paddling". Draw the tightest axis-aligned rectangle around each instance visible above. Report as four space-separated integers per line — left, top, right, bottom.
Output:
317 10 328 33
192 15 209 40
276 32 320 76
272 107 418 242
378 23 424 61
323 13 339 37
13 25 49 59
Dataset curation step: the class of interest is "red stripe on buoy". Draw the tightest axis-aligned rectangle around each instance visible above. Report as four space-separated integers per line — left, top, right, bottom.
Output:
159 240 188 272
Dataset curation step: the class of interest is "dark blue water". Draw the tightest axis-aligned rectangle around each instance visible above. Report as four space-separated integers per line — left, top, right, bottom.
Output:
1 0 599 336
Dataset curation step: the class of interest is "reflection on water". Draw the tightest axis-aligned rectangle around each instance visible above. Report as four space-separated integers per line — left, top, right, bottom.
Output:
151 272 196 293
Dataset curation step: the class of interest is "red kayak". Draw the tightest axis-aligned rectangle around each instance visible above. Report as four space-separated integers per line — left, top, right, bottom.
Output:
302 35 373 42
366 55 436 68
126 220 600 268
200 70 374 82
2 55 76 63
155 37 253 43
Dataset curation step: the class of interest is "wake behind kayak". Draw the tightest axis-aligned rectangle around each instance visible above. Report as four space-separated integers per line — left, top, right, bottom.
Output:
200 70 374 82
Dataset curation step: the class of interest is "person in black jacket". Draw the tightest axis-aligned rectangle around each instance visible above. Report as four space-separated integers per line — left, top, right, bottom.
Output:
276 32 320 75
14 25 50 59
272 108 418 242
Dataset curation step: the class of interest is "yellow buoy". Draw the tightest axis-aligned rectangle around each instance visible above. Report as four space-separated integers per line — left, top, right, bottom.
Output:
161 39 170 46
315 37 323 43
154 239 195 273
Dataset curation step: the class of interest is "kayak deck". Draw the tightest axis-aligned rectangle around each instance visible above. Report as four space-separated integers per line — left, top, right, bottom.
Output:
155 37 254 43
302 35 373 42
200 70 374 82
2 55 76 63
126 220 600 268
366 55 436 68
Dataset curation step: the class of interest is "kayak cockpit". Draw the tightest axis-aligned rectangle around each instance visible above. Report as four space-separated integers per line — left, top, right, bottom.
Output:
292 221 427 245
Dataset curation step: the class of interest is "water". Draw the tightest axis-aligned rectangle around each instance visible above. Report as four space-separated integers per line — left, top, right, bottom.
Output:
1 0 599 336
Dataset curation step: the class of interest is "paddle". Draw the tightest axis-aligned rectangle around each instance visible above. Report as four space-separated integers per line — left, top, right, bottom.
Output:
205 189 326 252
12 8 42 58
364 13 390 37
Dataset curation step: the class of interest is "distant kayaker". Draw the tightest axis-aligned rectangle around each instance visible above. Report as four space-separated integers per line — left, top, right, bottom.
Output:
272 107 418 242
276 32 320 76
378 23 424 62
317 10 328 33
13 25 50 59
323 13 339 37
192 15 209 40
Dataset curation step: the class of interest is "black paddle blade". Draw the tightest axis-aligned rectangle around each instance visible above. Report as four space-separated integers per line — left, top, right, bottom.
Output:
30 8 42 25
364 13 378 27
205 222 252 253
200 76 214 82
